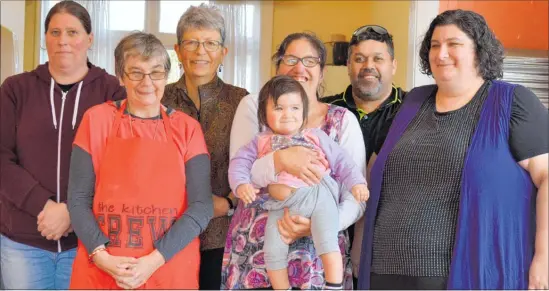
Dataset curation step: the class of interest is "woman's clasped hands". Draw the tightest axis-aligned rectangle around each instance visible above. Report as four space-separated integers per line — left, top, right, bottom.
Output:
92 246 166 289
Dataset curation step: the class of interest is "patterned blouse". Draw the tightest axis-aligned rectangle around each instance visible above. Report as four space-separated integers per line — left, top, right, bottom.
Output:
162 75 248 251
221 104 355 290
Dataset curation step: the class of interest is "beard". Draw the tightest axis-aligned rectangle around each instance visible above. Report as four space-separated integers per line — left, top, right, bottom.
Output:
351 68 384 101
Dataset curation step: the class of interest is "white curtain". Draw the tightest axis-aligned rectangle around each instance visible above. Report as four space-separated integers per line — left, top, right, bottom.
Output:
214 1 262 93
77 0 117 75
39 0 269 90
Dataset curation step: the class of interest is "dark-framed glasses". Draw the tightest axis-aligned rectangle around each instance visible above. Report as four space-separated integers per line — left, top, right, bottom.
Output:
124 71 167 81
280 55 321 68
180 39 223 52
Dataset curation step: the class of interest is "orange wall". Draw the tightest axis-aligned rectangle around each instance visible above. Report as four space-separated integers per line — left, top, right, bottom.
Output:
272 0 410 88
440 0 548 50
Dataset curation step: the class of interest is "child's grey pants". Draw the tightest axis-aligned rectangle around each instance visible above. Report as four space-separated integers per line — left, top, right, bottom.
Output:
263 176 340 270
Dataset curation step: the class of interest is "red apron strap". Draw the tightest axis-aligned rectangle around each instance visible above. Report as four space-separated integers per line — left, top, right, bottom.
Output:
110 101 173 142
109 100 127 140
160 106 174 142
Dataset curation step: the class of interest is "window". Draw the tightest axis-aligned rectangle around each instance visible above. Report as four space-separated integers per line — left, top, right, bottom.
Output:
39 0 262 91
108 1 146 31
40 0 209 84
166 49 182 84
159 1 207 34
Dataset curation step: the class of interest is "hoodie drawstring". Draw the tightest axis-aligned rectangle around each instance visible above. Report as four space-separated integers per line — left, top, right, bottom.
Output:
72 81 83 129
49 77 84 252
49 78 83 130
50 78 57 129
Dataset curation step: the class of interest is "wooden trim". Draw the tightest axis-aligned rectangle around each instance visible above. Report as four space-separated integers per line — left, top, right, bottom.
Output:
260 0 274 84
406 0 438 89
24 0 40 71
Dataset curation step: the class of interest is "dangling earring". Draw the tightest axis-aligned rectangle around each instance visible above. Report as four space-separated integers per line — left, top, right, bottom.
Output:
218 63 224 73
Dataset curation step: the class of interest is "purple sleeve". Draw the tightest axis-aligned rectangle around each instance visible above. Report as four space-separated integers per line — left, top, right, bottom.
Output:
0 77 54 217
314 129 367 189
228 136 259 195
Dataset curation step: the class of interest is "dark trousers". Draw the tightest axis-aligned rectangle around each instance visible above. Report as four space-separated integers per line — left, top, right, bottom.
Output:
370 273 447 290
199 247 225 290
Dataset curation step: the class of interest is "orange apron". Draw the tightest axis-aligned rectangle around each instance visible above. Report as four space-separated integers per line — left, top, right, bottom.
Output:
70 102 200 289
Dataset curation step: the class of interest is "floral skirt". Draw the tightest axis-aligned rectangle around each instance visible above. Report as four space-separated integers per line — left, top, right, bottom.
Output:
220 197 353 290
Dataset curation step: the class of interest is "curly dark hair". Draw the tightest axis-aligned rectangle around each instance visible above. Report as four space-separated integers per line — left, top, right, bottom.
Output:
419 9 504 80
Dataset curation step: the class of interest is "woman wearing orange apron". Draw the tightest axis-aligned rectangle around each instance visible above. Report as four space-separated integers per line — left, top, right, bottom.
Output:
67 32 213 289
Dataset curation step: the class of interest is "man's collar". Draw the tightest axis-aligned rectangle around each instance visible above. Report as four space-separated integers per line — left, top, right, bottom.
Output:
344 85 402 119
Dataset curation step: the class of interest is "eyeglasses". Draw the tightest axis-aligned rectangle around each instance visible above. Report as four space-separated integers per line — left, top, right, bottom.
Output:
180 40 223 52
350 25 389 45
279 55 321 68
124 71 167 81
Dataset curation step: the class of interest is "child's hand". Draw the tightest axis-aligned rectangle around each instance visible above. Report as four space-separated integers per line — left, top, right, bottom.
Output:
236 184 259 206
351 184 370 202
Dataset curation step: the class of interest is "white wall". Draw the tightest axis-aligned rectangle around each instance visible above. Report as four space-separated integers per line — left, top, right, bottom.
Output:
1 0 25 74
406 0 438 89
324 65 349 97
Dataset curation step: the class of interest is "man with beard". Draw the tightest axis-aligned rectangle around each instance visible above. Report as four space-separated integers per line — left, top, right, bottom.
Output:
322 25 406 288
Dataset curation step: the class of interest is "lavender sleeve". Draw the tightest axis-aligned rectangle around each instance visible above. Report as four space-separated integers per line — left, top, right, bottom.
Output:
314 128 367 189
228 136 260 195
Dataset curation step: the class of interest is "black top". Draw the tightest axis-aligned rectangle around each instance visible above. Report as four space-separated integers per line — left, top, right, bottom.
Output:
371 81 548 277
57 82 76 92
323 85 407 162
508 85 549 161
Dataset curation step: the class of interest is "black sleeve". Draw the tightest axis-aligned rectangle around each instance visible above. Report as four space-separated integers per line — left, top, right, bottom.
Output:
509 85 549 162
154 153 214 262
67 145 109 254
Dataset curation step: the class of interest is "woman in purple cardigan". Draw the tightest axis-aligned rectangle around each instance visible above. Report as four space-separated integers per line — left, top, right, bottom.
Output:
358 9 548 290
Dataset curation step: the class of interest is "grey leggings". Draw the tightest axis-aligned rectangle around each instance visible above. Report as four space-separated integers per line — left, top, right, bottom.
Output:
263 176 340 270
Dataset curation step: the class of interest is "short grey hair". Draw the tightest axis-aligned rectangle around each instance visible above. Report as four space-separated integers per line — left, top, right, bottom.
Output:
114 31 171 79
176 3 226 45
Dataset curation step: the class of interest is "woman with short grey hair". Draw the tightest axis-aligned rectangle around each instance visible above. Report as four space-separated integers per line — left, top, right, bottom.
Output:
113 31 171 81
68 31 213 289
175 4 226 45
162 4 248 289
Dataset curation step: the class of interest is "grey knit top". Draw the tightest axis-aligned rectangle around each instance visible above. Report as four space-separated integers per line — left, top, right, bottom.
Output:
371 82 489 277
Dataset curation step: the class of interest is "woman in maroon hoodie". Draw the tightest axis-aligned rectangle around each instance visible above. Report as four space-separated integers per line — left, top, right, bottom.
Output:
0 1 125 289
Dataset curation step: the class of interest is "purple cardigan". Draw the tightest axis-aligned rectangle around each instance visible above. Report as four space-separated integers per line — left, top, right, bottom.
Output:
358 81 536 289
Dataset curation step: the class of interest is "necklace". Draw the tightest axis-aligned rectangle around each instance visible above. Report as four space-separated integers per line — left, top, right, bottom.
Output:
127 104 161 140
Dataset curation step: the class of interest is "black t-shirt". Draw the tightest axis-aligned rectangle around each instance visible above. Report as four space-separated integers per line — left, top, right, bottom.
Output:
57 82 76 92
322 85 407 162
509 84 549 161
